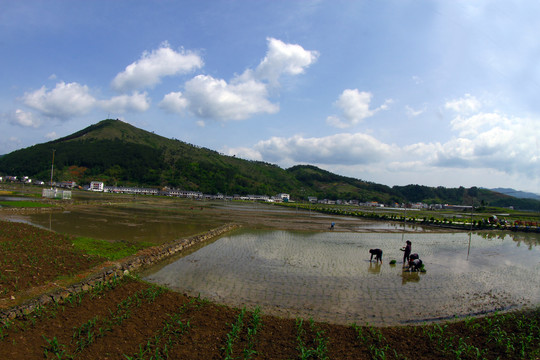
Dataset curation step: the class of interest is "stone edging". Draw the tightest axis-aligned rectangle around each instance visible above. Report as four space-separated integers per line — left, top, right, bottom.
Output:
0 223 239 323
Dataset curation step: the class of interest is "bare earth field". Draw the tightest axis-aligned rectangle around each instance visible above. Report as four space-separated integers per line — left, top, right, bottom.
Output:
0 196 539 359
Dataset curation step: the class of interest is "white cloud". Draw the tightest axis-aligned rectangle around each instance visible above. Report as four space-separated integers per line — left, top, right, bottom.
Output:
22 81 96 119
255 37 319 84
405 105 425 117
436 112 539 177
183 75 279 120
326 89 391 128
162 74 279 121
450 112 509 137
159 91 189 113
10 109 40 128
225 93 539 191
112 43 203 92
161 38 317 121
231 132 397 167
434 95 540 178
45 132 57 140
222 146 263 161
445 94 481 114
100 92 150 113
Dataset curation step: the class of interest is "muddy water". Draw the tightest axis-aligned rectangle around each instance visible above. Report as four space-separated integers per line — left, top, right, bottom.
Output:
1 203 221 244
144 230 540 326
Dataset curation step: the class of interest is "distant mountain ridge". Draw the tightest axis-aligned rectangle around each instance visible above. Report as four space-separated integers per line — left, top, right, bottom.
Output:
490 188 540 201
0 119 539 211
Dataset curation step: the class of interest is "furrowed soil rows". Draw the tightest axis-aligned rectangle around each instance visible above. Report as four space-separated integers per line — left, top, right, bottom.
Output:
0 220 105 299
0 275 538 359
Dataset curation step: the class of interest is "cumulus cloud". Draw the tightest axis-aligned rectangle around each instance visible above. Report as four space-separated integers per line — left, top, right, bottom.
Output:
159 91 189 114
182 74 279 120
450 112 510 137
22 81 96 119
100 92 151 113
112 43 203 92
388 95 540 181
225 93 539 189
222 146 263 161
445 93 481 114
435 111 539 177
326 89 391 128
255 37 319 84
225 132 397 167
161 38 317 121
9 109 40 128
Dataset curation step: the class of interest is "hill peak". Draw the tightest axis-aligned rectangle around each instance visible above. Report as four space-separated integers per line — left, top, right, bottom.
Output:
53 119 170 149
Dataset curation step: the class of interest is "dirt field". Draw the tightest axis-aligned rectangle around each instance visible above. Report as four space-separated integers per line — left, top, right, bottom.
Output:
0 275 538 359
0 197 539 359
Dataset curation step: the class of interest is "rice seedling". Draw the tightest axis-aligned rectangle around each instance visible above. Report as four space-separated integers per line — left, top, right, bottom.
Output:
42 335 73 359
222 307 246 360
352 323 393 360
42 283 167 358
0 320 12 341
242 306 262 359
295 318 329 360
72 315 99 353
123 299 197 360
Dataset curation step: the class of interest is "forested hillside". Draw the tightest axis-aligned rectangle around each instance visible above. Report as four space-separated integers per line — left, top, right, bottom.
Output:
0 120 303 196
1 119 539 210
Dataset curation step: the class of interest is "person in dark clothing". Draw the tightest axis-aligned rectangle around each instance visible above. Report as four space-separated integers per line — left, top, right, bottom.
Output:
407 258 423 272
400 240 411 266
369 248 383 263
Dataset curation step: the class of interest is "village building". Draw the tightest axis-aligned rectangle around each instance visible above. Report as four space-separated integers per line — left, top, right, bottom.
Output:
90 181 104 192
277 193 290 202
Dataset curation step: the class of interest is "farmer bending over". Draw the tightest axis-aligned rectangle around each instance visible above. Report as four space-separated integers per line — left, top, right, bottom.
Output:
407 258 423 272
369 248 383 263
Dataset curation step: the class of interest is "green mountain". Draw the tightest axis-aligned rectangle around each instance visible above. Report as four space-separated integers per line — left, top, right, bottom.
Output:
0 119 538 210
0 119 303 196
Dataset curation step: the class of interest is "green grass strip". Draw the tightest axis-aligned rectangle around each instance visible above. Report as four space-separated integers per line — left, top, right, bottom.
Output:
71 237 153 261
0 201 53 208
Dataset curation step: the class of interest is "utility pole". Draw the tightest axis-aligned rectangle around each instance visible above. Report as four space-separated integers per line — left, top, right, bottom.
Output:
467 198 474 260
50 149 55 189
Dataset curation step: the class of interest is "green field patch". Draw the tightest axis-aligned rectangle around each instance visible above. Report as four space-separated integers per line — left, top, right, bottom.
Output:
0 201 53 208
72 236 154 261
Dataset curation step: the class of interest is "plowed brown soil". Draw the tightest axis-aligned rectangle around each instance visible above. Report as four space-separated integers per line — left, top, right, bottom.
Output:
1 276 539 359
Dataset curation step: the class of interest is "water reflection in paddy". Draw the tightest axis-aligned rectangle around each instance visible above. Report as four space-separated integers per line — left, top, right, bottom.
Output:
144 230 540 326
1 204 220 244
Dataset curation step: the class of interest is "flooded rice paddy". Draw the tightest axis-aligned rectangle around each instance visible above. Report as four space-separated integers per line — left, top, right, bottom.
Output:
0 202 221 244
2 197 539 326
144 229 540 326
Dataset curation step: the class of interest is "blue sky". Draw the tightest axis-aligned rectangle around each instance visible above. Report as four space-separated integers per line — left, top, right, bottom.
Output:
1 1 539 194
